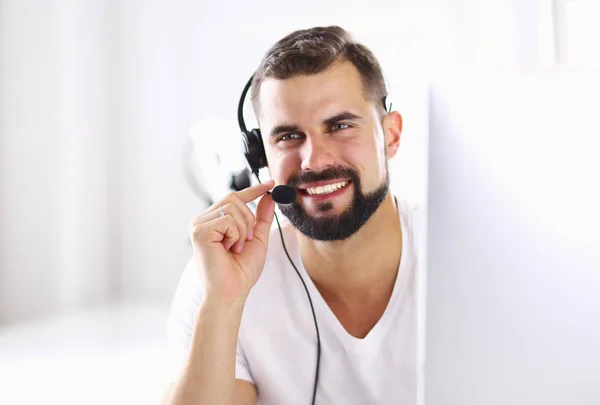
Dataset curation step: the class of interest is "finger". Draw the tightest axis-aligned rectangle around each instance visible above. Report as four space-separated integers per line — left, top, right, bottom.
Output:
220 203 248 253
190 215 240 251
235 179 275 204
222 220 239 251
252 193 276 245
227 196 257 240
204 179 273 220
217 216 240 251
198 200 253 229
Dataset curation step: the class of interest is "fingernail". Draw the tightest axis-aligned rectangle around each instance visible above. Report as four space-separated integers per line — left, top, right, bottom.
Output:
248 229 254 240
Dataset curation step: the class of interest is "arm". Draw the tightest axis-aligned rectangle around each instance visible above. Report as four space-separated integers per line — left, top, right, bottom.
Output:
233 381 258 405
161 380 256 405
160 181 276 405
162 300 254 405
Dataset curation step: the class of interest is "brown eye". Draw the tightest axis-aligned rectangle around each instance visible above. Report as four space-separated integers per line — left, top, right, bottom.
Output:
331 123 350 131
279 133 303 142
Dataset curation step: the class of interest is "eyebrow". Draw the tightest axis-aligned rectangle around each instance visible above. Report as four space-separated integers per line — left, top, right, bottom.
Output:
269 124 300 138
268 111 365 138
322 111 364 127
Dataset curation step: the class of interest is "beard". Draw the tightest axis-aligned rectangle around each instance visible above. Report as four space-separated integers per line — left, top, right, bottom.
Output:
278 165 390 241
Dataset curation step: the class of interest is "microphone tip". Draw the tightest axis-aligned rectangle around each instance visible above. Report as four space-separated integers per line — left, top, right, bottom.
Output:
271 185 296 205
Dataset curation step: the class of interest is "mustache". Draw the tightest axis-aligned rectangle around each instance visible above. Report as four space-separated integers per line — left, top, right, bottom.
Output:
287 167 359 188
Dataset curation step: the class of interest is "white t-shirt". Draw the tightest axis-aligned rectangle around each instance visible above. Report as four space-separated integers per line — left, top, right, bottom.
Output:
166 197 423 405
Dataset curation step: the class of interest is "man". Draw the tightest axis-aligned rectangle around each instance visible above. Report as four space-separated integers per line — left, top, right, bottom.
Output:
161 26 423 405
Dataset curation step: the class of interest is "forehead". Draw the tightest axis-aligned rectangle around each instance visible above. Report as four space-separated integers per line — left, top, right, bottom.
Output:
256 60 368 126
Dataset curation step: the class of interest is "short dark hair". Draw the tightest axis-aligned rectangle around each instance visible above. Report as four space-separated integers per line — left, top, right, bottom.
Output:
250 26 387 117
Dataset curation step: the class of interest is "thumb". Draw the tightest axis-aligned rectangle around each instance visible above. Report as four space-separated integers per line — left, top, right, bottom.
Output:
252 193 276 245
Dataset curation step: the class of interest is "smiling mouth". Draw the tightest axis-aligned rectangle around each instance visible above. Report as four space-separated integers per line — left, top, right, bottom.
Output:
299 181 351 196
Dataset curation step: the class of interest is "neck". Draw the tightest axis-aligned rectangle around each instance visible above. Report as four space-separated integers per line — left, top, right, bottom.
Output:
297 193 402 300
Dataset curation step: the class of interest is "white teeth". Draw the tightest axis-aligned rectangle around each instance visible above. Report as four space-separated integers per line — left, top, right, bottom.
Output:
306 181 348 195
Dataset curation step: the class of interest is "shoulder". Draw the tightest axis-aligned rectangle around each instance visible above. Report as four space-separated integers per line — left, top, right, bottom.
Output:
395 197 426 260
240 221 305 329
241 219 305 313
166 256 203 328
396 197 425 232
264 219 299 265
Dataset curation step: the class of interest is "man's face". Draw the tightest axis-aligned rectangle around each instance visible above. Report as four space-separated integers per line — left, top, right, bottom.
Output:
257 60 401 241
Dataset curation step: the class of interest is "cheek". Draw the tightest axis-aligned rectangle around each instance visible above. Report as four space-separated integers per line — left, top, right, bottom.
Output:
348 136 386 186
368 129 388 166
347 135 380 165
266 149 300 183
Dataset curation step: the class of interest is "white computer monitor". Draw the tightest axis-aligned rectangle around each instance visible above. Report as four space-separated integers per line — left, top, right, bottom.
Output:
424 70 600 405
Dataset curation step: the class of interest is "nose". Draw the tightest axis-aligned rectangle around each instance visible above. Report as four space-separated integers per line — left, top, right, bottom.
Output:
300 135 336 172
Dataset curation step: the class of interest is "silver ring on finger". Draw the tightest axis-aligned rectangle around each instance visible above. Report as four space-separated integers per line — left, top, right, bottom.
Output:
218 205 225 218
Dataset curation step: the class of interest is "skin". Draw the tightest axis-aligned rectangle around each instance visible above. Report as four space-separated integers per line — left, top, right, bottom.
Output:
161 58 405 405
258 59 404 339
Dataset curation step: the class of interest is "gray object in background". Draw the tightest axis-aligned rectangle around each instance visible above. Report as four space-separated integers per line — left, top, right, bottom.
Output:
425 71 600 405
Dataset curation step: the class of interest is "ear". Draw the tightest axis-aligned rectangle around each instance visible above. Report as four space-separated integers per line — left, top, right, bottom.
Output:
383 111 402 159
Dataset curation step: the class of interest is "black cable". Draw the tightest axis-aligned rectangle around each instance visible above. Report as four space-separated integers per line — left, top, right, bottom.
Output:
256 174 321 405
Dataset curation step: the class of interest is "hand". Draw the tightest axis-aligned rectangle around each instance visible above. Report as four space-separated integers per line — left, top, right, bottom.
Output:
188 180 276 307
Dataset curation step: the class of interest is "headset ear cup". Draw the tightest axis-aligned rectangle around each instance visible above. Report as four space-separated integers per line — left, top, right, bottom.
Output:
241 130 256 172
252 129 267 169
241 129 267 174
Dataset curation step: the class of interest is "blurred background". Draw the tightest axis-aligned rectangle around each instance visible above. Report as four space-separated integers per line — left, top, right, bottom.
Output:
0 0 598 403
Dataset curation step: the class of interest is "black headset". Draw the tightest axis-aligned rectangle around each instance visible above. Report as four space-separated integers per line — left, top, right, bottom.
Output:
236 74 391 405
238 75 267 175
238 75 391 176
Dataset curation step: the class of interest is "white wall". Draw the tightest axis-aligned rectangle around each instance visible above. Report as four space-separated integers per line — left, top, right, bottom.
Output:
1 2 87 322
0 1 201 323
0 0 554 324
